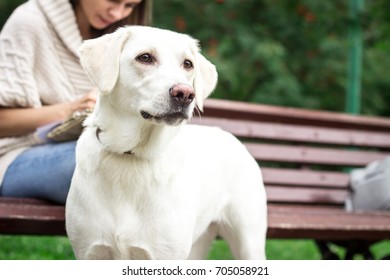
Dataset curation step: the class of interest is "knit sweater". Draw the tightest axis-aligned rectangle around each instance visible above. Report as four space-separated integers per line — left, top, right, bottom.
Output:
0 0 93 185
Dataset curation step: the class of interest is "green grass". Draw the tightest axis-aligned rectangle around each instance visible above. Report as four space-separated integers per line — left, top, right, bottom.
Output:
0 236 74 260
1 235 390 260
208 239 322 260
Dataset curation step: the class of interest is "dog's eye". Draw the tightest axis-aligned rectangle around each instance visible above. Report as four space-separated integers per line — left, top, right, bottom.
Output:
183 59 193 70
136 53 155 64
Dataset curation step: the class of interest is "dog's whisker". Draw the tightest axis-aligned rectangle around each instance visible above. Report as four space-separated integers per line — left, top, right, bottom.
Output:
193 105 202 120
141 110 154 120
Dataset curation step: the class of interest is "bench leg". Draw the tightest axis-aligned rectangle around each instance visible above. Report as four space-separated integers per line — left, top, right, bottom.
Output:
315 240 340 259
315 240 375 260
343 241 374 260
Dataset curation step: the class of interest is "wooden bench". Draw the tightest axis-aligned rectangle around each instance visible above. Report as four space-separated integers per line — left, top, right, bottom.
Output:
1 98 390 259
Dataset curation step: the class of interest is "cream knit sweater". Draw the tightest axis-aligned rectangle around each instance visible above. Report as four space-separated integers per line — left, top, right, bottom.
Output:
0 0 93 185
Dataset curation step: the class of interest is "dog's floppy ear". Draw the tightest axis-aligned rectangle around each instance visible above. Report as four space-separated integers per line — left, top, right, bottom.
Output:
193 53 218 111
78 27 131 95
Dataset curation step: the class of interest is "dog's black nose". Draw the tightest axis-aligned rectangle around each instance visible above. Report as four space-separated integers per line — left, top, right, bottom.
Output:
169 84 195 106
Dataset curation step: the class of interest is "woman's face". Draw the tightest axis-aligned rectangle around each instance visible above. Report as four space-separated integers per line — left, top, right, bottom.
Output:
78 0 143 29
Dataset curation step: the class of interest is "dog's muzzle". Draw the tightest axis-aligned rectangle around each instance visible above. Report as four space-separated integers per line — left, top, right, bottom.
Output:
169 84 195 107
140 84 195 125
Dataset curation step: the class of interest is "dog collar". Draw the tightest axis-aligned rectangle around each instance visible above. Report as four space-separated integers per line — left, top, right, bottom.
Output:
95 127 134 155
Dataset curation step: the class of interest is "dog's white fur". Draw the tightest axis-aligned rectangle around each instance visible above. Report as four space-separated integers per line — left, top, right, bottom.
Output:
65 26 267 260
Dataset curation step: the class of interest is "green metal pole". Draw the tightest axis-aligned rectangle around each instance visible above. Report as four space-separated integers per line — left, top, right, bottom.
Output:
346 0 364 115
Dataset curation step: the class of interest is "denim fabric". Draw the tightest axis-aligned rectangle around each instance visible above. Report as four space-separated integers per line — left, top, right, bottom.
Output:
0 141 76 204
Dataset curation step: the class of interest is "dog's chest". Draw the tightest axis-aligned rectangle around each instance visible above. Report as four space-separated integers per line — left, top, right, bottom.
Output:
79 137 215 259
97 167 197 259
107 194 195 259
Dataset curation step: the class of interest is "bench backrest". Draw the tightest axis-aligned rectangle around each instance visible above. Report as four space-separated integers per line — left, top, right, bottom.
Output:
192 99 390 208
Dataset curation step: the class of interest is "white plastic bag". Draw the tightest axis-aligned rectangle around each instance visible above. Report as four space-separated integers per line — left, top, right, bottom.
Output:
346 156 390 211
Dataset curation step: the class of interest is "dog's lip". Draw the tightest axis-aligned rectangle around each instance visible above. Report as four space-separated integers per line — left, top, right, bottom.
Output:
141 110 154 119
140 110 187 121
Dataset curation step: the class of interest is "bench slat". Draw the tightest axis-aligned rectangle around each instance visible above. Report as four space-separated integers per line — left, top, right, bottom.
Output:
268 204 390 239
0 197 57 206
203 99 390 132
0 202 66 235
262 167 349 188
266 186 348 205
245 143 389 167
191 117 390 148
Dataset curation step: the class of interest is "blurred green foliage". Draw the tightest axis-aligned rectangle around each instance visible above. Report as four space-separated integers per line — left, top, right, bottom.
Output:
1 0 389 116
0 0 25 28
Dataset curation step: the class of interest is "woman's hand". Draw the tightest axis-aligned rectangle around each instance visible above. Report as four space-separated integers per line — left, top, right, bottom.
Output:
0 88 98 137
67 88 98 116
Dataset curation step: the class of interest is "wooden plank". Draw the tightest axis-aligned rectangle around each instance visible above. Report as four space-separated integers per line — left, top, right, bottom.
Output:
267 204 390 239
0 203 65 235
191 117 390 148
202 98 390 132
0 218 66 235
0 203 64 217
267 204 344 214
262 167 350 188
266 186 348 205
245 143 389 166
0 197 57 206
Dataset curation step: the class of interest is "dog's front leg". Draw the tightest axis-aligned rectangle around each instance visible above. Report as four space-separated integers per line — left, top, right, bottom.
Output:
85 243 115 259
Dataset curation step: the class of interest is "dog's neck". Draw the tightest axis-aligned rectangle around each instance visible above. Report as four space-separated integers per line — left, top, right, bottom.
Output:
88 109 181 159
95 127 134 155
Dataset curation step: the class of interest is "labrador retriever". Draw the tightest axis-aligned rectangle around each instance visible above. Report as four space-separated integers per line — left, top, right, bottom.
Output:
65 26 267 260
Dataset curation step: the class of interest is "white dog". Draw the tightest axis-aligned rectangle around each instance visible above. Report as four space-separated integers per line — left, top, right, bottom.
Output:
65 26 267 260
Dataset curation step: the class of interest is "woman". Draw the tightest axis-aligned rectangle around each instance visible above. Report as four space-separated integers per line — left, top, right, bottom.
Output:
0 0 152 203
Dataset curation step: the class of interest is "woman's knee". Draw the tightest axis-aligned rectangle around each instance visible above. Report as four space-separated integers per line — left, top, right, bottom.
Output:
0 141 77 204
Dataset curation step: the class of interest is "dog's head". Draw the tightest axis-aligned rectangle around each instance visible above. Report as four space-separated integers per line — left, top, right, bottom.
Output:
79 26 218 126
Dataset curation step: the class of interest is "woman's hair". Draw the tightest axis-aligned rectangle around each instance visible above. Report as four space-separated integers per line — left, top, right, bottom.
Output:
69 0 153 38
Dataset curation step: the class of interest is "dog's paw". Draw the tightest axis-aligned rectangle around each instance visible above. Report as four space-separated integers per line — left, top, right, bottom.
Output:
126 246 153 260
85 243 114 259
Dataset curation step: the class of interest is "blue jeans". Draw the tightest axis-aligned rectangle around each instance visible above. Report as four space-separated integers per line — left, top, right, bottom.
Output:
0 141 76 204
